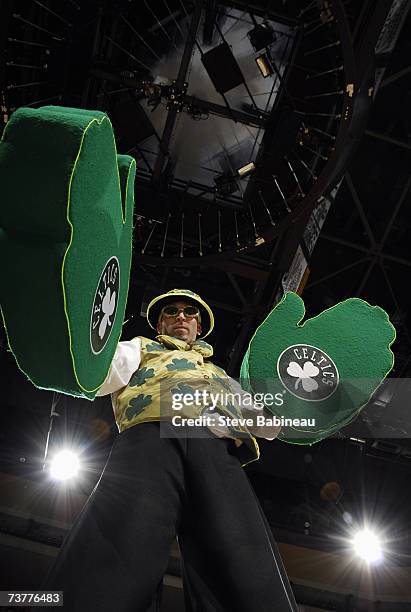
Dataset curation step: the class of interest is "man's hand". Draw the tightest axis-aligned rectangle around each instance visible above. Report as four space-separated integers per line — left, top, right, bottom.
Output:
241 406 281 440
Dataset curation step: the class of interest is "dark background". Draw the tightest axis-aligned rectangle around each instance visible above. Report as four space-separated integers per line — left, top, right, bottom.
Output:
1 1 411 610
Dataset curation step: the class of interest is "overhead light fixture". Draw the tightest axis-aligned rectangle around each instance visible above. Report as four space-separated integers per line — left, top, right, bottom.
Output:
248 23 276 52
237 162 255 177
256 53 274 78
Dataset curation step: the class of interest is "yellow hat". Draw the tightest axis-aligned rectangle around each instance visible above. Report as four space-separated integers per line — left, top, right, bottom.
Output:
146 289 214 339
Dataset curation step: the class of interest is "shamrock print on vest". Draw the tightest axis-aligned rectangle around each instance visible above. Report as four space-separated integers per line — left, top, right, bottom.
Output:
211 373 232 392
224 401 239 419
166 358 197 371
125 393 152 420
145 341 167 352
171 382 197 397
129 367 155 387
195 340 211 350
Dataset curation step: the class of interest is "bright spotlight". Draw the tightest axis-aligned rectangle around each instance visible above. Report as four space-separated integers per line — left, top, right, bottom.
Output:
352 528 383 564
50 450 80 481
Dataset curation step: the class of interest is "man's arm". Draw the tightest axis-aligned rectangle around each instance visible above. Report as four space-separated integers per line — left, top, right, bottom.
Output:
95 338 141 396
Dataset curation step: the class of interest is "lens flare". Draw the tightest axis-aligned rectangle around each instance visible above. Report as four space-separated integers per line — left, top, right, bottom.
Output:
50 450 80 481
352 528 383 564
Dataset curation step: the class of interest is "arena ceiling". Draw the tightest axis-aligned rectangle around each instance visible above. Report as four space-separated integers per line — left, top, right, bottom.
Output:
1 1 411 609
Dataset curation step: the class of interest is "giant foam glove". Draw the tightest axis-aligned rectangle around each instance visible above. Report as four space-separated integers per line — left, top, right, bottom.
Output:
0 105 136 399
240 292 395 444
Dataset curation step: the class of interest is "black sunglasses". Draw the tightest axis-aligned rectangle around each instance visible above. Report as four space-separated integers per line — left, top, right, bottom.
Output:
160 305 200 319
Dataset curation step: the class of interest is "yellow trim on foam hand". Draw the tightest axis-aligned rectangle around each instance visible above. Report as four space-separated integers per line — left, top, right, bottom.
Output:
0 108 136 397
62 114 136 394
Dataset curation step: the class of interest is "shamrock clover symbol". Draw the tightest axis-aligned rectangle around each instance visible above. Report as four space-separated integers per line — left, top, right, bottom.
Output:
287 361 319 392
129 367 155 387
125 393 152 420
166 358 197 371
171 382 196 396
98 287 116 339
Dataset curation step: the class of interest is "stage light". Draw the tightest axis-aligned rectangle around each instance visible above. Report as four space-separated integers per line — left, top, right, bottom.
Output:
352 528 383 564
248 23 276 52
50 450 80 481
255 53 274 78
237 162 255 177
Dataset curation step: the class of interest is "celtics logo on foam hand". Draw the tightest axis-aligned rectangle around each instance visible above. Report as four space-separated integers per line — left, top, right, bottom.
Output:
277 344 339 402
90 256 120 354
241 292 395 444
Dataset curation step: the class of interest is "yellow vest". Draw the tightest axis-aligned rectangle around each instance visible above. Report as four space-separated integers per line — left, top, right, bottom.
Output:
114 335 259 466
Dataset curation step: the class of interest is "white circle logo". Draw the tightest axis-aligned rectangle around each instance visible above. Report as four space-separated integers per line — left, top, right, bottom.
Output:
277 344 339 401
90 257 120 354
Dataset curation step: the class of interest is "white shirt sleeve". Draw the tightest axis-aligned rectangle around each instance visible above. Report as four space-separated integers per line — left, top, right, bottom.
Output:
95 338 141 396
227 377 281 441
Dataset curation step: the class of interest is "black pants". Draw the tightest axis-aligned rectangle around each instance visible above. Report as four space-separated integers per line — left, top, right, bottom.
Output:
41 423 297 612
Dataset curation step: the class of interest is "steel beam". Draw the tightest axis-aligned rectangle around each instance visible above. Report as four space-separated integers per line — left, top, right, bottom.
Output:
82 9 103 107
355 258 376 295
184 95 268 127
380 176 411 248
380 65 411 88
320 231 411 269
345 174 377 248
383 252 411 268
203 0 217 45
365 130 411 152
320 233 370 254
378 261 411 351
91 68 268 127
224 0 299 26
225 271 247 305
152 0 203 182
214 260 268 282
305 257 370 290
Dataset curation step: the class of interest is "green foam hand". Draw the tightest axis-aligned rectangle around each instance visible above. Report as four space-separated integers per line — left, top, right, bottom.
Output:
0 105 136 399
241 292 396 444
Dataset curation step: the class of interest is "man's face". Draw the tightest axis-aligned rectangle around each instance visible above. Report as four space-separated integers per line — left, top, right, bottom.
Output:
156 300 202 344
